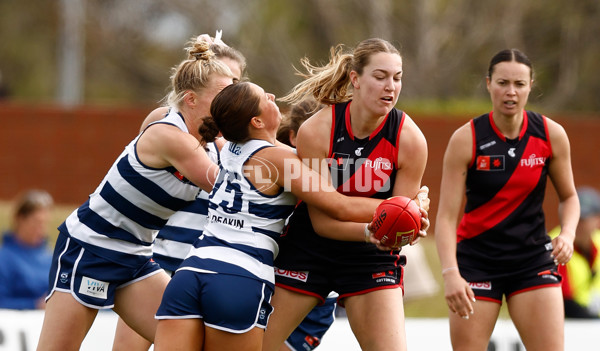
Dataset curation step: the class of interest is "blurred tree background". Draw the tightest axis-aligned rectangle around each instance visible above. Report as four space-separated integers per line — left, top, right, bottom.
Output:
0 0 599 114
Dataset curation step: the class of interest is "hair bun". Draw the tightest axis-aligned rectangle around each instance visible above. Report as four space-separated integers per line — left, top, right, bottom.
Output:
187 41 214 61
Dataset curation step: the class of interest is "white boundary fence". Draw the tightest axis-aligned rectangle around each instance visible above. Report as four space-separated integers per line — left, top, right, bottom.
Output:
1 310 597 350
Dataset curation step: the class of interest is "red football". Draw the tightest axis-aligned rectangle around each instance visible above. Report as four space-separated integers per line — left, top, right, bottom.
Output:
370 196 421 248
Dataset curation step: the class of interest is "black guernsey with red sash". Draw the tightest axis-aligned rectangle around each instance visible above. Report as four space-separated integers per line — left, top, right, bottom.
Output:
457 110 555 281
275 101 406 272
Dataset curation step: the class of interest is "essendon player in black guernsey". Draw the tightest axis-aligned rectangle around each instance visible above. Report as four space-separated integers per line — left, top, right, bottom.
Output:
263 38 430 351
435 49 580 351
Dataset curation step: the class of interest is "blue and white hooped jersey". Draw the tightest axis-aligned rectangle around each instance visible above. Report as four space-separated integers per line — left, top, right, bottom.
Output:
153 142 220 272
58 109 200 267
179 140 297 286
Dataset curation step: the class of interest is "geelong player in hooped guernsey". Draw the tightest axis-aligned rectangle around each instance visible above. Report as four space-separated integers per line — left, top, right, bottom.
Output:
154 82 386 351
151 141 220 273
58 110 200 268
37 40 233 351
180 139 297 286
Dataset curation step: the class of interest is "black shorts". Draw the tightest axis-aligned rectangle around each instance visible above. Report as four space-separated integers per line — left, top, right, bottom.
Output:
275 202 406 305
465 263 562 303
274 263 405 306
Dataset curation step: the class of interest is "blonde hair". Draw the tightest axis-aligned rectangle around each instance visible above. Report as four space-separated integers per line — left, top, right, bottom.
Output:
280 38 401 106
165 37 234 108
211 44 247 79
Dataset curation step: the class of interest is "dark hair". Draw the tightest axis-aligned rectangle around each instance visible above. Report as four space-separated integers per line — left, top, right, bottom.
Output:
13 189 53 219
200 82 261 143
276 98 323 146
197 116 220 144
487 49 533 79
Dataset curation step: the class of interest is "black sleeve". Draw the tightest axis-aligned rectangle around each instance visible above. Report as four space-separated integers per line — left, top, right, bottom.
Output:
564 299 600 319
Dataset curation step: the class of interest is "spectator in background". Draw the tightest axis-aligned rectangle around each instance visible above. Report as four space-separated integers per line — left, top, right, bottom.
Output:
550 186 600 318
0 189 54 309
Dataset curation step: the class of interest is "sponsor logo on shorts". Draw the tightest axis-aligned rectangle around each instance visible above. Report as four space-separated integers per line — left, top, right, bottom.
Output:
258 308 267 323
304 335 321 348
540 274 559 282
371 271 396 284
372 272 386 279
469 281 492 290
274 268 308 282
537 270 560 282
79 276 109 299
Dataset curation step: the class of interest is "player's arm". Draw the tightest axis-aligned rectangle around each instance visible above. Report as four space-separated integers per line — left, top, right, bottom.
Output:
293 108 373 242
434 123 476 318
261 144 381 226
305 113 429 243
136 123 218 193
546 118 579 265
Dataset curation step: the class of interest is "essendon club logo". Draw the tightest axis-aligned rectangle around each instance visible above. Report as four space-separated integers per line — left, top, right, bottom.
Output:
327 152 351 170
476 155 505 171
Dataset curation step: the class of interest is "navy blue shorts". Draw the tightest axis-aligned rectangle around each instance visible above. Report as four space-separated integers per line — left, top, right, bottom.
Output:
156 269 274 333
284 296 336 351
466 264 562 303
47 231 162 309
274 265 404 306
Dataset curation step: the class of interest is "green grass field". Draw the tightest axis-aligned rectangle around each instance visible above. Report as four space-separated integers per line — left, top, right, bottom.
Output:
403 237 448 317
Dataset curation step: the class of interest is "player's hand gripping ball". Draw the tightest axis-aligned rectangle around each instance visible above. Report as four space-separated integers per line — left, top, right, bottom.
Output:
370 196 422 248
